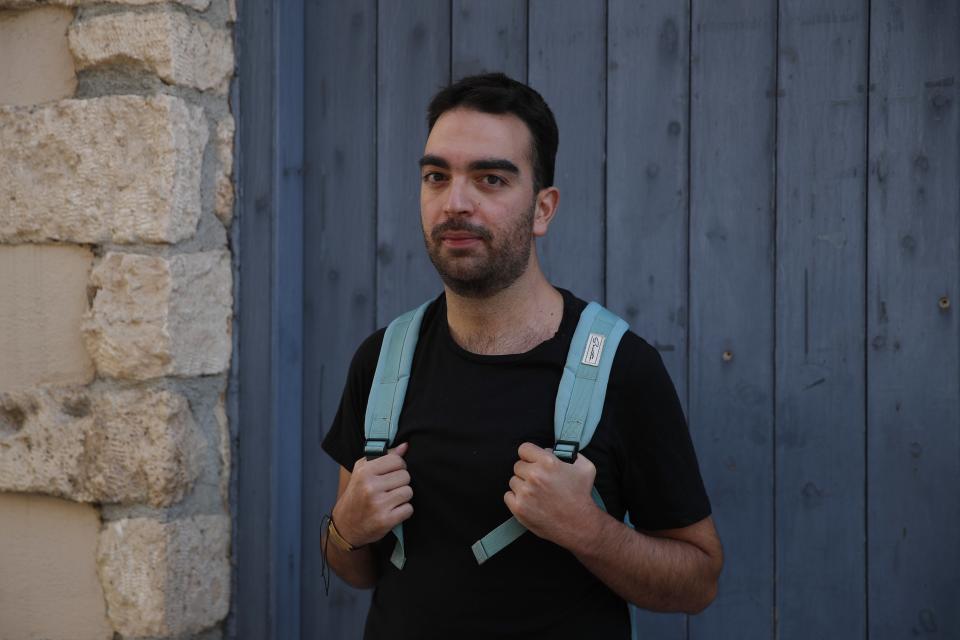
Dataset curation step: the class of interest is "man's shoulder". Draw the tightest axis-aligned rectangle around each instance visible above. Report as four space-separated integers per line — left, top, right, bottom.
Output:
350 295 445 368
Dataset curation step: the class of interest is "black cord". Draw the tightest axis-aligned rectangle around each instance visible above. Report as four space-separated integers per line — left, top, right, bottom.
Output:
320 514 332 596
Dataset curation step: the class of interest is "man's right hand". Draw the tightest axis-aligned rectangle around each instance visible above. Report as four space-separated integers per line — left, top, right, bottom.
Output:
331 442 413 547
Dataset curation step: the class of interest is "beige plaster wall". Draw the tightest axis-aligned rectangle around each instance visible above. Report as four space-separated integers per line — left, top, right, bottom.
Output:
0 245 95 392
0 7 77 106
0 493 112 640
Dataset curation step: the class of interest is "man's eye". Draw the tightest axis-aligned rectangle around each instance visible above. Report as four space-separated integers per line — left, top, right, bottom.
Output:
422 172 446 183
481 175 505 186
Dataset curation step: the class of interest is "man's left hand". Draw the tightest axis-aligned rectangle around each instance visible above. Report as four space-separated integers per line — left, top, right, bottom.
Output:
504 442 603 549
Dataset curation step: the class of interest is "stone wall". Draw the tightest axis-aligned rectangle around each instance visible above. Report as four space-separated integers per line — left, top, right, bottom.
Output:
0 0 234 637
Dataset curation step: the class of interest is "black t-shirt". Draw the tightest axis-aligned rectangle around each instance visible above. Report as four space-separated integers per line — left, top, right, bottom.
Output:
322 289 711 640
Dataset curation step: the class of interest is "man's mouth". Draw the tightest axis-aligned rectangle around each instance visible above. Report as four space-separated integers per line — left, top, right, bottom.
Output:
432 222 492 249
440 231 483 247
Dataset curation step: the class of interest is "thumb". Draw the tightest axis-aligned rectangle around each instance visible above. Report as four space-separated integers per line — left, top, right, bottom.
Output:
389 442 409 457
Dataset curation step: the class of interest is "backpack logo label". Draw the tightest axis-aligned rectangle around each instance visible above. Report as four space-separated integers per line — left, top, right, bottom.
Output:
581 333 605 366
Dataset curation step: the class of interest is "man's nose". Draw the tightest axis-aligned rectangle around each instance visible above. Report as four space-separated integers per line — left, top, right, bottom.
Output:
442 177 474 215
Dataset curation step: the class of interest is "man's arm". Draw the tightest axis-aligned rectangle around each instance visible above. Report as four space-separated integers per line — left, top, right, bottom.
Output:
505 443 722 613
323 444 414 589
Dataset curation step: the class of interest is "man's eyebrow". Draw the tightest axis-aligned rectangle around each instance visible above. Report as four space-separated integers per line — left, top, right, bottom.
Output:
468 158 520 174
419 155 449 169
417 155 520 175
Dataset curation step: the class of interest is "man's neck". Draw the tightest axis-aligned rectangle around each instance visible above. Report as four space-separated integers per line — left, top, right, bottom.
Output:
444 265 563 356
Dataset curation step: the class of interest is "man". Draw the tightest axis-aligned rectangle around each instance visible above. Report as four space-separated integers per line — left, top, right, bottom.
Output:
322 73 722 639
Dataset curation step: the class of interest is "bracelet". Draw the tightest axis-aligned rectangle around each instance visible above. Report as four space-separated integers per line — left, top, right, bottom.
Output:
326 516 359 552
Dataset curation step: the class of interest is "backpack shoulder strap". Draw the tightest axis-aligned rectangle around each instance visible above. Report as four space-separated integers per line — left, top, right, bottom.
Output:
471 301 629 565
553 302 630 461
363 300 431 459
362 299 431 571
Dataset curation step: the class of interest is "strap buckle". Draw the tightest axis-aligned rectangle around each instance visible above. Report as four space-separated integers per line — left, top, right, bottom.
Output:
554 440 579 463
364 439 389 460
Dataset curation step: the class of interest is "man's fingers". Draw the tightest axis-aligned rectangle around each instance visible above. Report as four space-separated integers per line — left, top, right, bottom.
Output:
573 451 594 470
508 475 523 494
365 449 408 474
390 502 414 524
388 442 409 457
512 460 535 480
377 468 411 491
384 484 413 509
518 441 549 462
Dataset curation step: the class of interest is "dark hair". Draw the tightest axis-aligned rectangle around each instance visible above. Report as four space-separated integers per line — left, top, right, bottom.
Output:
427 72 559 193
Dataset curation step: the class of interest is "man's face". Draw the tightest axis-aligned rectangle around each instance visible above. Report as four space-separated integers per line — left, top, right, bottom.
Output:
419 108 542 298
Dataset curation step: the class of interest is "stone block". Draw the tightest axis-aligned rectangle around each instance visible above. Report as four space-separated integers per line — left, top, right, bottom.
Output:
0 386 201 507
82 251 232 380
0 493 112 640
0 0 210 11
69 11 233 92
0 95 207 244
97 515 230 637
214 114 235 226
0 7 76 106
0 244 95 392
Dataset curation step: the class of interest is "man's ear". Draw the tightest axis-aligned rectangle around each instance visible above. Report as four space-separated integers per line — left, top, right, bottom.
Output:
532 186 560 238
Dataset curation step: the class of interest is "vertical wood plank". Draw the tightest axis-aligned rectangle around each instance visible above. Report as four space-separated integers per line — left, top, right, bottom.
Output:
302 1 377 637
377 0 451 323
528 0 605 303
606 0 690 404
867 2 960 637
233 1 275 637
274 1 305 637
775 2 867 638
607 1 690 636
452 0 527 81
687 1 776 638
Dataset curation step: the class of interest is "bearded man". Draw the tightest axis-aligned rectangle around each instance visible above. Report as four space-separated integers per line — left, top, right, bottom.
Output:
321 72 722 639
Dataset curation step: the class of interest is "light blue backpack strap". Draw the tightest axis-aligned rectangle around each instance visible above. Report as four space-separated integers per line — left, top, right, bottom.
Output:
470 302 628 566
471 484 607 565
363 299 431 570
363 300 430 457
471 515 527 565
554 302 630 459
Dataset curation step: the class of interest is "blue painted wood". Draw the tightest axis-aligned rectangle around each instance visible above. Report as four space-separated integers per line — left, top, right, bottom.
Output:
607 0 690 408
273 0 305 637
607 0 691 637
528 0 605 303
376 0 450 324
867 3 960 638
233 0 276 637
775 2 867 638
687 1 776 638
241 3 960 638
452 0 527 82
301 0 377 637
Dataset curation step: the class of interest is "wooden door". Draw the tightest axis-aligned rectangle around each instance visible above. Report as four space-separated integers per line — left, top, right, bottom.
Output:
295 2 959 638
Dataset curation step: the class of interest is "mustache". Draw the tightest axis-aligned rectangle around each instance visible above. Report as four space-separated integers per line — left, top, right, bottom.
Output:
430 219 493 243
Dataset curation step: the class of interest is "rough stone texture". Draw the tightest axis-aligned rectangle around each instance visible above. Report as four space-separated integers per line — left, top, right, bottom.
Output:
0 386 201 506
0 7 76 106
0 493 113 640
213 114 235 226
0 95 207 244
214 390 229 510
69 11 234 92
97 515 230 637
82 251 232 380
0 0 210 11
0 244 95 392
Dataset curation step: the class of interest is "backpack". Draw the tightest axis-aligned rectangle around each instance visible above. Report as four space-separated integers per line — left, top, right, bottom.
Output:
363 298 629 570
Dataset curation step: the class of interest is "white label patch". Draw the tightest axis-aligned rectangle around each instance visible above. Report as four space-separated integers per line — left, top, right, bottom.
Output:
581 333 606 366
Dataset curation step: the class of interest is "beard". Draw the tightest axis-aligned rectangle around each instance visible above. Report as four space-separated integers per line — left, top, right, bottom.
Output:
423 202 535 299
